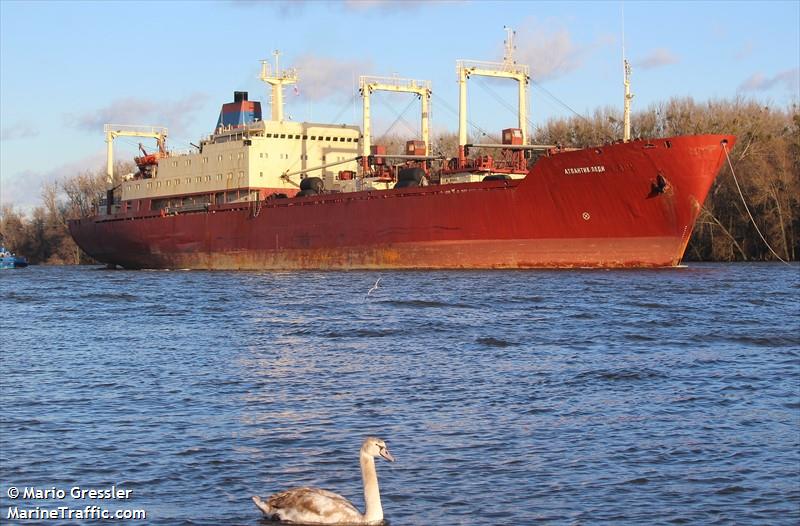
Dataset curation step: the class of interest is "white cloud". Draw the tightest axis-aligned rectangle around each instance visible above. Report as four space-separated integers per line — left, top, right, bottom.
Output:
64 93 209 135
634 48 679 70
1 122 39 141
514 24 584 81
738 68 800 93
341 0 439 11
231 0 439 14
735 40 754 60
292 54 373 101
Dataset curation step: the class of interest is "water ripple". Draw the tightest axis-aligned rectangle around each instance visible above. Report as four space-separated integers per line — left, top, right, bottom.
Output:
1 263 798 525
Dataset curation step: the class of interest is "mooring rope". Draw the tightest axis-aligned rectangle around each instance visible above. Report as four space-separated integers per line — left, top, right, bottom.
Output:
722 143 790 264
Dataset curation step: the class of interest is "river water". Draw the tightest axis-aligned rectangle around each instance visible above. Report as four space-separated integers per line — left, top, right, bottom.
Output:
1 264 799 525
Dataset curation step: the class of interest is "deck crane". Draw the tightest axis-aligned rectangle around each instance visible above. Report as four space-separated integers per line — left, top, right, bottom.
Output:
456 27 529 167
359 75 432 171
104 124 168 185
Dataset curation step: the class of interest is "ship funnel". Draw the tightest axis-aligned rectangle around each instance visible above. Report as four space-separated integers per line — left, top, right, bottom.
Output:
216 92 262 129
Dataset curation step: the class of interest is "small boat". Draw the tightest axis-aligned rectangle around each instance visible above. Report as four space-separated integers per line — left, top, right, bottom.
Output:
0 247 28 269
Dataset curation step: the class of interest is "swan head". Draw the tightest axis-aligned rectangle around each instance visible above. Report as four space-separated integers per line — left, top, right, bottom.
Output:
362 437 395 462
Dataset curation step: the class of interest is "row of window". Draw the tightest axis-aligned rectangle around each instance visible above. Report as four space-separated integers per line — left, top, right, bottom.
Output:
264 133 356 142
171 152 245 167
131 172 249 191
166 139 353 168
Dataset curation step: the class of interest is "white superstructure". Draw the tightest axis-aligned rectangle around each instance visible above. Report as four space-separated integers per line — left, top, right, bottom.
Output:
120 120 360 203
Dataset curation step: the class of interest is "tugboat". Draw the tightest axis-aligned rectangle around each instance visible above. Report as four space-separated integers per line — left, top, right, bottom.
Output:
0 247 28 269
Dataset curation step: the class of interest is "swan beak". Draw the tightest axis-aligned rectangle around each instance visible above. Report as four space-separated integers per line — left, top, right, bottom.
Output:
380 448 396 462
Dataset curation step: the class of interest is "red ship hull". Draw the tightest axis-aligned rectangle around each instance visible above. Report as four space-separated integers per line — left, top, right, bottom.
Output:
68 135 735 269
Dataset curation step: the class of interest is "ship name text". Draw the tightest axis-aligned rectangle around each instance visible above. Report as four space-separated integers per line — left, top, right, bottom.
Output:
564 165 606 175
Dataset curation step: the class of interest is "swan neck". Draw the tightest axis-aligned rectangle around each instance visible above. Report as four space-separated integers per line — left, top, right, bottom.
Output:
360 452 383 523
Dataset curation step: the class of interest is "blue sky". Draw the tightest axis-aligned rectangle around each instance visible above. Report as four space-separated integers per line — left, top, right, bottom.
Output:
1 0 798 210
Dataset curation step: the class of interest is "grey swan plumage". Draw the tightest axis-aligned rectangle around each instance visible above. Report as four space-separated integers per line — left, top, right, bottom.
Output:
253 437 395 525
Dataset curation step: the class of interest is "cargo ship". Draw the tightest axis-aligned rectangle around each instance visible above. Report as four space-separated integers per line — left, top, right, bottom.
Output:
68 38 735 269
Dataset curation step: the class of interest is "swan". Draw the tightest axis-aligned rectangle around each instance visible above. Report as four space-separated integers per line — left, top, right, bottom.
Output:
253 437 395 525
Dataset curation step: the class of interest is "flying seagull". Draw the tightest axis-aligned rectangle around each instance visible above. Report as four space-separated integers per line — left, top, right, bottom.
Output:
365 278 381 300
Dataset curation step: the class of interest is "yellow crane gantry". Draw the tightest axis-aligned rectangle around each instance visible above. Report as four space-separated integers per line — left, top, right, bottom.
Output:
104 124 168 185
456 27 529 165
359 75 432 158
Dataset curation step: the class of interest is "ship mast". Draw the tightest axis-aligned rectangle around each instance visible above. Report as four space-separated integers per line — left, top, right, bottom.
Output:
622 6 633 142
260 50 298 122
623 59 633 142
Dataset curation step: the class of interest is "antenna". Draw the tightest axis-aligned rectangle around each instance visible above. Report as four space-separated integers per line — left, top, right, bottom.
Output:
621 3 633 142
503 25 516 64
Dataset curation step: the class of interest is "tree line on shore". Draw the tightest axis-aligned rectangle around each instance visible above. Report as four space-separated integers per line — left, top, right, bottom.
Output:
1 162 132 265
1 96 797 264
